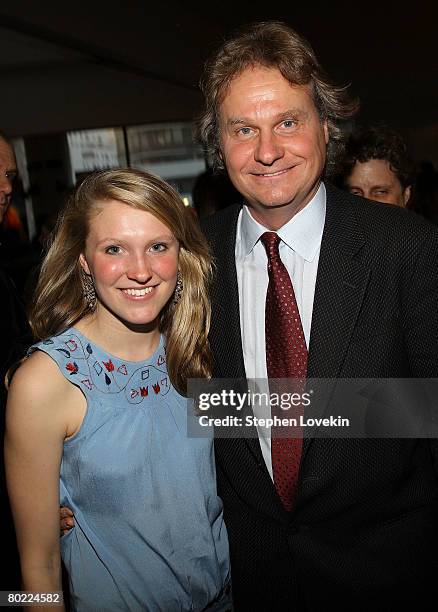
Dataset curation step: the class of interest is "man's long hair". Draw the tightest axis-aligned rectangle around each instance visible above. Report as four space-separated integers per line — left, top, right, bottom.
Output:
197 21 359 176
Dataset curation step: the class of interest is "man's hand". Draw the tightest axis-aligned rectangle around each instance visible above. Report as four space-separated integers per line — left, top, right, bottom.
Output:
60 507 74 536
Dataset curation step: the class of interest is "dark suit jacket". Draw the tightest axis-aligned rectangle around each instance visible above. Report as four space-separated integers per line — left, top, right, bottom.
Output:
201 183 438 611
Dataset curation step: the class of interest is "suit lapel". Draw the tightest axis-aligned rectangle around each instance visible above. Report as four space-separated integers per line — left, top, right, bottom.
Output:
205 204 245 380
302 184 370 458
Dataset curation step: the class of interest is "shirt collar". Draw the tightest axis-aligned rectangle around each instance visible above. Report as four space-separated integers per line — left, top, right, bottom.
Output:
239 182 326 262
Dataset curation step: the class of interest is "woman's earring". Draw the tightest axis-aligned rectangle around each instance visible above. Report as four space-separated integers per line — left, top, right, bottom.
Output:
81 269 97 310
173 271 183 305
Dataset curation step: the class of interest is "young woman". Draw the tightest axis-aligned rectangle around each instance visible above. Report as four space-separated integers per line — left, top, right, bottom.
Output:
5 169 231 611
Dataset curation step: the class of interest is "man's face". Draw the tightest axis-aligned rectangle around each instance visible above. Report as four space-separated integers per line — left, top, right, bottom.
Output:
345 159 410 207
0 138 17 223
219 65 328 229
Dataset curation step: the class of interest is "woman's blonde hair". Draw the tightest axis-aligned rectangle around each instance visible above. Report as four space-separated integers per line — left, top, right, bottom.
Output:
29 168 212 395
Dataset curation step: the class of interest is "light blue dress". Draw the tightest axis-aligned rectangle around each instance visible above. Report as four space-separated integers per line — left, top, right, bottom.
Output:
31 328 230 611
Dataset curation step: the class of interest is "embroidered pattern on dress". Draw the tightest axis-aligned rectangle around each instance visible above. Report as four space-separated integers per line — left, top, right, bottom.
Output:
47 333 170 404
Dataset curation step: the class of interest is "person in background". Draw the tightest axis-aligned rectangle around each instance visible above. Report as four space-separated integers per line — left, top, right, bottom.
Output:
6 169 231 611
0 131 27 381
0 130 31 592
337 125 413 206
0 131 17 227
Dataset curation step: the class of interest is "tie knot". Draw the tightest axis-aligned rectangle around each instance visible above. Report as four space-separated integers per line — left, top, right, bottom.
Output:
260 231 281 261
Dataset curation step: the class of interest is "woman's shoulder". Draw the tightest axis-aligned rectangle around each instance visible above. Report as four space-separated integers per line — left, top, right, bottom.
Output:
7 344 86 441
11 348 69 393
8 348 73 419
6 349 81 452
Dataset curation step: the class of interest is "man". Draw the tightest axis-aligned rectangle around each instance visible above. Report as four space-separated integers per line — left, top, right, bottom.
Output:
0 131 17 224
0 131 31 591
338 125 412 206
0 131 27 385
197 22 438 610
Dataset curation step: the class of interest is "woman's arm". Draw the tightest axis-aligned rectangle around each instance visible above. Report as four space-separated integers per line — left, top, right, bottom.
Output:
5 351 71 611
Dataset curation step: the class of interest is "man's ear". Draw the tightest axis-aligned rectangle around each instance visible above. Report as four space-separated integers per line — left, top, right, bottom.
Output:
217 143 225 169
323 120 329 144
79 253 91 275
403 185 412 206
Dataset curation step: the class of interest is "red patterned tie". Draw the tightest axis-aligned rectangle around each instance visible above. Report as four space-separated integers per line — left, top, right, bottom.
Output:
261 232 308 511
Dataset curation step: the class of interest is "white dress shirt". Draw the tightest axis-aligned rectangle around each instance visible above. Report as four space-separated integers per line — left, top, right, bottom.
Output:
235 183 326 477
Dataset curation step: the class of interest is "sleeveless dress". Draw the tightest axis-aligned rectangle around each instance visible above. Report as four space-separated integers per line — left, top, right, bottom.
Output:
30 328 231 611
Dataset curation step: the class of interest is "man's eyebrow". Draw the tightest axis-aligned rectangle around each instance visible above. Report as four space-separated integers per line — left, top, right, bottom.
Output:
227 118 246 126
227 109 309 126
276 109 309 121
